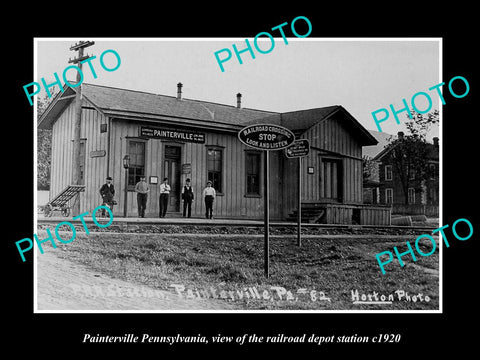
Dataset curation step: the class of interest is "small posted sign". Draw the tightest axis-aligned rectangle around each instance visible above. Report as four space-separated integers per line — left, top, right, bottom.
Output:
285 139 310 158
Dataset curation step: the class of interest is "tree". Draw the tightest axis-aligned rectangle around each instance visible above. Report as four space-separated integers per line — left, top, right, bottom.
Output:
404 109 439 140
37 93 54 190
363 155 378 182
384 109 439 204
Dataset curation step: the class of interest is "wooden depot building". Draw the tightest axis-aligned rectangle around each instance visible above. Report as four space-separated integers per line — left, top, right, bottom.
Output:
38 82 391 224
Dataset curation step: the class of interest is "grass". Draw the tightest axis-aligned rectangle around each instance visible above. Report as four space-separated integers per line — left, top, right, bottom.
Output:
43 230 440 311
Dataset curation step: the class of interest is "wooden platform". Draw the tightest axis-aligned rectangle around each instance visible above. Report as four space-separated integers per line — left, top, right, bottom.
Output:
288 203 391 225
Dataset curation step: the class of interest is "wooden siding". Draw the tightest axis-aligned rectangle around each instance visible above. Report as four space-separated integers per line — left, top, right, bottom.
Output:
109 120 283 220
318 204 391 225
283 115 364 215
306 114 362 158
392 204 439 217
325 205 354 224
360 206 391 225
49 101 109 214
80 108 109 213
50 101 75 200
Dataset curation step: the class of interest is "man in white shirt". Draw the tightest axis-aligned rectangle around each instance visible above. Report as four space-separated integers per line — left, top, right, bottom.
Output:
159 177 170 218
202 180 216 219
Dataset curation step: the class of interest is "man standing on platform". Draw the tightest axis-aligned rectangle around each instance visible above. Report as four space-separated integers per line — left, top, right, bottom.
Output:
181 178 194 218
203 180 216 219
159 177 170 218
135 176 149 218
99 176 115 217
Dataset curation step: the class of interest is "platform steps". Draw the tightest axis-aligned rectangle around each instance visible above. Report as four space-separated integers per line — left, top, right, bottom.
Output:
287 204 326 223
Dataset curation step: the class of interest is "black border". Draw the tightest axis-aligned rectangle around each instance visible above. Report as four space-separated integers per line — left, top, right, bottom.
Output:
6 5 478 355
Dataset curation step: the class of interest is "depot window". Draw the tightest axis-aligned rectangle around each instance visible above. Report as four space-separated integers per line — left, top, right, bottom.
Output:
207 147 223 193
245 151 261 196
385 165 393 181
128 140 146 189
408 188 415 204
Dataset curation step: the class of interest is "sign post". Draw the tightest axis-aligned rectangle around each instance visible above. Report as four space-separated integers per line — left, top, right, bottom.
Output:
264 150 269 277
238 124 295 278
298 156 302 246
285 139 310 247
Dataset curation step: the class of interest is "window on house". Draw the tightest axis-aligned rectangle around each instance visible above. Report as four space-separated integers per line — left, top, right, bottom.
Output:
207 148 222 193
385 165 393 181
246 152 261 195
429 164 436 180
385 188 393 204
128 140 145 188
408 188 415 204
409 166 415 180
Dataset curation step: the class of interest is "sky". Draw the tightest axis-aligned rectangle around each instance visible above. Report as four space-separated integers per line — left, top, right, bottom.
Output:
35 38 440 139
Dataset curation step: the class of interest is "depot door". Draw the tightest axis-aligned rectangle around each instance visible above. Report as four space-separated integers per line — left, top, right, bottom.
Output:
163 145 181 212
320 158 343 202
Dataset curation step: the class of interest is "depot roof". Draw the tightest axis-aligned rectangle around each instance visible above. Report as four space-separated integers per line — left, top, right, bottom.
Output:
38 83 377 145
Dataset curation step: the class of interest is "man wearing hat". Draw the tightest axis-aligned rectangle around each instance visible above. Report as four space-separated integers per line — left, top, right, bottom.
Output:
181 178 194 218
159 177 170 218
202 180 216 219
99 176 115 216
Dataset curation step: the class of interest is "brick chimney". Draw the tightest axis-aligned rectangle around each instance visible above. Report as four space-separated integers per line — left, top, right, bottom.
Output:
236 93 242 108
433 137 439 146
177 82 183 100
398 131 404 140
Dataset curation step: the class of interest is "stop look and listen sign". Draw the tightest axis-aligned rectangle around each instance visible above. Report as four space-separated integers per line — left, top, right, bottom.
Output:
238 124 295 150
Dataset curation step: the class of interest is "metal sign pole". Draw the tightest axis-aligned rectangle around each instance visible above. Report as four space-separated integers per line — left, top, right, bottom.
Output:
284 139 310 247
298 156 302 247
237 123 295 279
264 150 270 278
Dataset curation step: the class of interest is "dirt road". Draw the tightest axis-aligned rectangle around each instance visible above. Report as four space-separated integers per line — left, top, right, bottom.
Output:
36 250 236 311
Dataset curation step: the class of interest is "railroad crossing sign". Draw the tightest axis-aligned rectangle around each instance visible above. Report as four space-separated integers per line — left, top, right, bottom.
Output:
285 139 310 158
238 123 295 278
238 124 295 151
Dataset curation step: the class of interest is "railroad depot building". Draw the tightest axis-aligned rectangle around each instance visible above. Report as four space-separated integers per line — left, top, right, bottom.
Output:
38 83 391 224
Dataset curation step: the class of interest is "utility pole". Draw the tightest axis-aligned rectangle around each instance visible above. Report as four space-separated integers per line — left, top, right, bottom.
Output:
69 41 94 215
